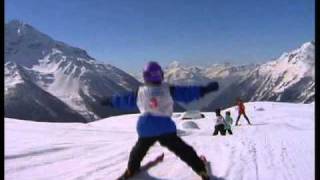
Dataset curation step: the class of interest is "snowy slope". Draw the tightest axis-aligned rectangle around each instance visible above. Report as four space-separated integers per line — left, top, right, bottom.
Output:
5 102 314 180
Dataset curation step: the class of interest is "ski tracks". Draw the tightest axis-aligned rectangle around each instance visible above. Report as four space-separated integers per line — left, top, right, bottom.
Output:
223 125 265 180
279 141 302 180
73 150 129 180
224 123 308 180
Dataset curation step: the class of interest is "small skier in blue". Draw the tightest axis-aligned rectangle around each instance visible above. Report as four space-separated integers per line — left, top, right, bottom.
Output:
101 61 219 180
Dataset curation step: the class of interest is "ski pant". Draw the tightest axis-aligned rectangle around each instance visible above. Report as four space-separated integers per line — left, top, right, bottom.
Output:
226 129 233 135
213 124 226 136
127 132 206 175
235 112 251 125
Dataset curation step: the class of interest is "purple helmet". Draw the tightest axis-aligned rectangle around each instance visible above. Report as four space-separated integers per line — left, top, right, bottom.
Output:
143 61 164 84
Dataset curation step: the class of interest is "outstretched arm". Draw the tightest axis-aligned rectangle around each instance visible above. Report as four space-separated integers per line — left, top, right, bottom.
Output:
100 91 138 110
169 81 219 103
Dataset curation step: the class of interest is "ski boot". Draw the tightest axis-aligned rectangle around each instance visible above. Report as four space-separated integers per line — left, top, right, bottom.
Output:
117 169 136 180
199 155 210 180
199 171 210 180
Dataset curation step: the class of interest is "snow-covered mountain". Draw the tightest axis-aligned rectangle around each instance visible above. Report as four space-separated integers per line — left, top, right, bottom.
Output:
160 61 255 110
5 62 87 122
162 42 314 110
248 41 314 102
5 102 315 179
5 20 141 122
5 20 94 68
164 61 257 85
164 61 213 85
208 42 315 110
5 19 314 121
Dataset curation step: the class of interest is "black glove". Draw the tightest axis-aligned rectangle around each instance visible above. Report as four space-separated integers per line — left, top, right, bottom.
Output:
91 94 111 106
206 81 219 92
101 98 113 106
202 81 219 96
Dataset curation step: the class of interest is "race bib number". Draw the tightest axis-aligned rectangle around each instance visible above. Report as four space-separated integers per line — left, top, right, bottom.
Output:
149 97 158 109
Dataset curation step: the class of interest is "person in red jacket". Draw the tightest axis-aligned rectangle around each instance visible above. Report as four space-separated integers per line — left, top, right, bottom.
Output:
235 98 251 126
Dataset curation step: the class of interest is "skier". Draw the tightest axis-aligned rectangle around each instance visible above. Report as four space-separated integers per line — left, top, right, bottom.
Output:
224 111 233 135
235 98 251 126
100 61 219 180
212 108 227 136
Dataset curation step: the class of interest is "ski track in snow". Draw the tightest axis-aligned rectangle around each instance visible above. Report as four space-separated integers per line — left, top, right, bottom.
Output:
5 102 314 180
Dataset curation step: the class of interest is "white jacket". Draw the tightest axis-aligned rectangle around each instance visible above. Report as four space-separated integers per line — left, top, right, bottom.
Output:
137 84 174 117
215 116 226 126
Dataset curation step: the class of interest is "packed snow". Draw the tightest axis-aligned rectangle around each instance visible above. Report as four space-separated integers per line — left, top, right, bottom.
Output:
5 102 314 180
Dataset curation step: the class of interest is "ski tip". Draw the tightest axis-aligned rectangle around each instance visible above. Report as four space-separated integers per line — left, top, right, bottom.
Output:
199 155 207 162
160 153 164 160
156 153 164 161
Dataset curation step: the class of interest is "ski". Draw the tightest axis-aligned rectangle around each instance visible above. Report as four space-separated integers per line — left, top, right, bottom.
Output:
199 155 211 180
140 153 164 171
117 153 164 180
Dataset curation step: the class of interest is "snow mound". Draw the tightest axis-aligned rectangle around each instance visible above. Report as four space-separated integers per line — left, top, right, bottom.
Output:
181 110 205 120
181 121 200 129
254 107 265 111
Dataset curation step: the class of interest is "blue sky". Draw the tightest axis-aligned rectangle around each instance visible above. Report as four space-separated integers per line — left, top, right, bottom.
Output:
5 0 314 73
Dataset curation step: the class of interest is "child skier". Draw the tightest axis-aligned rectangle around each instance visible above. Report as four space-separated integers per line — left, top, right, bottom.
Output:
212 108 227 136
224 111 233 135
235 98 251 126
101 61 219 180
